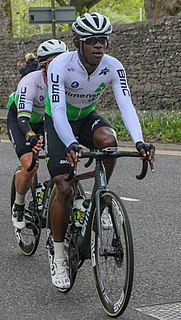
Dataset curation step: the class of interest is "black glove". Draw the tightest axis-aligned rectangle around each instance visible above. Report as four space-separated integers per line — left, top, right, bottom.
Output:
136 141 155 155
65 142 81 157
26 132 42 148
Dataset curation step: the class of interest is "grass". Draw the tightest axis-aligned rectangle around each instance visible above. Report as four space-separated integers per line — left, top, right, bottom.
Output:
0 110 181 143
103 109 181 144
0 121 7 136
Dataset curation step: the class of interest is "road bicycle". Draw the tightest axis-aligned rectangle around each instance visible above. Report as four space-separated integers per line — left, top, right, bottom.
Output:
10 152 84 256
46 147 154 318
10 153 54 256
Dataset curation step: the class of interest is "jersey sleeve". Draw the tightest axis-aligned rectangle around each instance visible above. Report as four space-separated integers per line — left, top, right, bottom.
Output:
47 61 77 147
111 60 144 144
16 78 36 119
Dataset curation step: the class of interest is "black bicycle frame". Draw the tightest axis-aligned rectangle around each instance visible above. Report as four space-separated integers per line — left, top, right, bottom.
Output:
74 158 108 260
40 179 54 228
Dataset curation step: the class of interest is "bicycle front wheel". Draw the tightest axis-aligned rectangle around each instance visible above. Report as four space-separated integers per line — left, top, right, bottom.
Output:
91 191 134 318
11 166 41 256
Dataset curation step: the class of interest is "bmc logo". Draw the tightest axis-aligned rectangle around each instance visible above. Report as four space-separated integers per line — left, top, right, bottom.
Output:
51 74 59 103
117 69 130 96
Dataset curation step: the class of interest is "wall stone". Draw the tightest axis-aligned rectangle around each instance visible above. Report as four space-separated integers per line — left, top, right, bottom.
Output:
0 15 180 111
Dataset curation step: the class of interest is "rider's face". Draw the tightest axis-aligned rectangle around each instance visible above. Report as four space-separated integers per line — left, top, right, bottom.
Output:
40 54 59 84
80 36 108 66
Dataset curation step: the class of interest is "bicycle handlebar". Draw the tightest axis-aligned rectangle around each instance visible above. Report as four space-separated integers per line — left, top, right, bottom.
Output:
27 152 45 172
65 148 154 182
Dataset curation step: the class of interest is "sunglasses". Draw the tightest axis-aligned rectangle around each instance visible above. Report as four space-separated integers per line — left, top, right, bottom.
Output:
80 36 109 46
40 60 52 69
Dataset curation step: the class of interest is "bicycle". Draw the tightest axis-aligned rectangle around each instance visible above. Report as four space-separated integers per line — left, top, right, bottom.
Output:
10 152 84 256
46 147 154 318
10 153 54 256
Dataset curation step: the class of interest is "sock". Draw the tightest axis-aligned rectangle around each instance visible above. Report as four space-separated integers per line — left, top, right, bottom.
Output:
15 192 25 206
54 242 65 260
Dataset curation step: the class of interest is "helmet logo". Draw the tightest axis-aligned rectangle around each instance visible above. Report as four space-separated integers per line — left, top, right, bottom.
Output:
71 81 79 88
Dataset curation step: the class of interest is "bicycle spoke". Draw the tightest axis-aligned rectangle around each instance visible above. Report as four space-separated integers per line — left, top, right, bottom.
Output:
92 191 134 317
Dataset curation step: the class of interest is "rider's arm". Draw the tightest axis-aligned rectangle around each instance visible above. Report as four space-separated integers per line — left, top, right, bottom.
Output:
111 61 144 144
16 78 36 137
47 61 77 147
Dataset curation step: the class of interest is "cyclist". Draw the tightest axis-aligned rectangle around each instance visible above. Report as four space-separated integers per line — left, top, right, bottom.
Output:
7 39 68 230
45 12 155 289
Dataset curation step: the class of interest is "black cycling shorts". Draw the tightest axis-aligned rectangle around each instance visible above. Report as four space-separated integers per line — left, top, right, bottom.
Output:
44 111 113 178
7 102 44 158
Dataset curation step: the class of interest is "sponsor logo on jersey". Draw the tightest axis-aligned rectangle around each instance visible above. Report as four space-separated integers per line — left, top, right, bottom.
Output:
68 68 75 72
65 90 102 102
71 81 79 88
95 82 106 92
60 160 69 165
117 69 130 96
37 85 44 90
91 119 101 130
39 95 45 102
51 73 60 103
99 67 109 75
19 87 27 109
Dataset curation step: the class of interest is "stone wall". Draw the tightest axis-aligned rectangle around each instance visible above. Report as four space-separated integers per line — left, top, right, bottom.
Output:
0 15 180 111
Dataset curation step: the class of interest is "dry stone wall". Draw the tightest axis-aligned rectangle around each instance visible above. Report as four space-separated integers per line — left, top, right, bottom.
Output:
0 15 180 111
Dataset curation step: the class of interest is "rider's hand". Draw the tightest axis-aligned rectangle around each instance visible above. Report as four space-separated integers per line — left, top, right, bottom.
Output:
26 132 44 153
136 141 155 162
65 142 82 166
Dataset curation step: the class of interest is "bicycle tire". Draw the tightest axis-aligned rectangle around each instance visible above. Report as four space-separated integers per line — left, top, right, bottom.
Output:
91 191 134 318
11 166 41 256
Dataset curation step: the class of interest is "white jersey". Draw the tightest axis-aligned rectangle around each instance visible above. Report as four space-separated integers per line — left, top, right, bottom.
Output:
15 70 47 123
47 51 143 146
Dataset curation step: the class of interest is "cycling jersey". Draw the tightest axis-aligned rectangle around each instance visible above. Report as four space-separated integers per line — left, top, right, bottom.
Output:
47 51 143 147
7 70 47 124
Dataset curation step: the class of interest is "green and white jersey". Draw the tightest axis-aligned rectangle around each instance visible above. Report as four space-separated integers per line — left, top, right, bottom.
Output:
47 51 143 147
10 70 47 123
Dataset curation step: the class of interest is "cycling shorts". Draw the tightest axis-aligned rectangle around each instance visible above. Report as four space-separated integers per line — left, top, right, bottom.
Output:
44 111 113 178
7 102 44 158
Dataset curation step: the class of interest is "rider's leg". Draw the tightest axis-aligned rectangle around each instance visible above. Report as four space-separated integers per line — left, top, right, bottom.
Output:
15 152 38 194
93 126 118 230
44 114 72 288
12 152 39 230
50 175 72 288
51 175 72 243
93 126 118 181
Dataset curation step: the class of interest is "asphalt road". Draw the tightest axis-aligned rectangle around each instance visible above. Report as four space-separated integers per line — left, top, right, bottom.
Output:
0 139 180 320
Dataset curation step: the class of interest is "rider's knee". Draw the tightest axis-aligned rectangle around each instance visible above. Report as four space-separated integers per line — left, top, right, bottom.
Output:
96 127 118 149
20 153 39 173
53 175 73 199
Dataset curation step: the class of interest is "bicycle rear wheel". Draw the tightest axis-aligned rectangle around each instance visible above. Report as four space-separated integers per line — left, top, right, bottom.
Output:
91 191 134 318
11 166 41 256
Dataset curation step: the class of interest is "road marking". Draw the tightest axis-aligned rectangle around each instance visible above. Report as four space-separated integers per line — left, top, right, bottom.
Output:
0 139 10 143
156 150 181 156
1 139 181 156
135 302 181 319
118 146 181 157
85 191 140 202
120 196 140 202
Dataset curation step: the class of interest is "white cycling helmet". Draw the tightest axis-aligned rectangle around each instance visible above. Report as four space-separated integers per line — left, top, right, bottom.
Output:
37 39 68 61
72 12 112 38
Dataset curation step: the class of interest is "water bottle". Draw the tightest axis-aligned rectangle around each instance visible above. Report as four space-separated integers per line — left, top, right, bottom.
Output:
73 195 90 228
